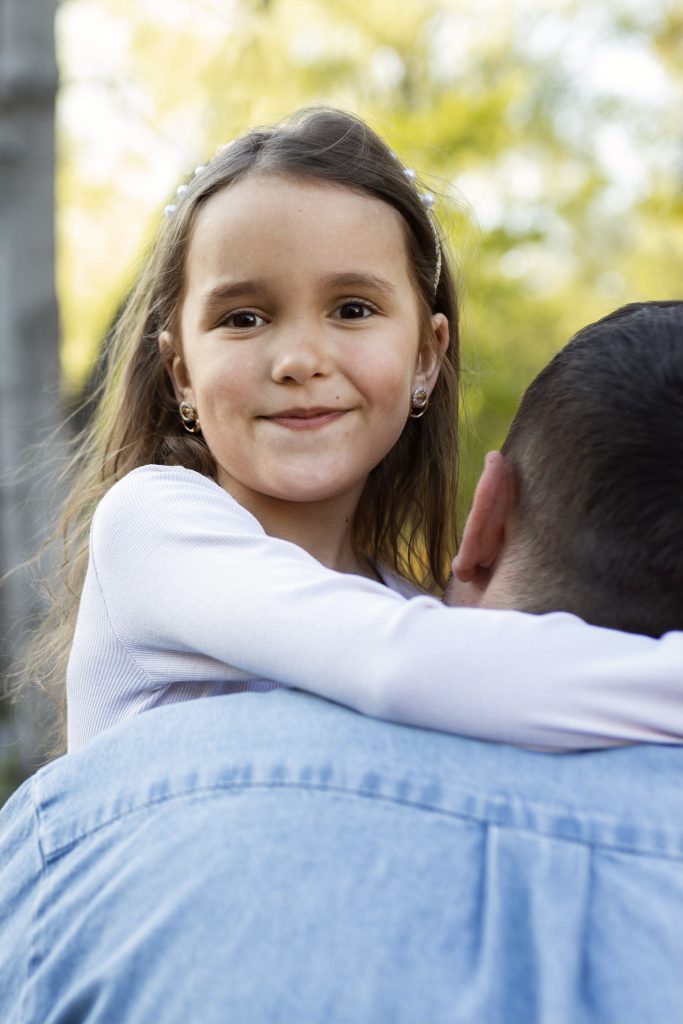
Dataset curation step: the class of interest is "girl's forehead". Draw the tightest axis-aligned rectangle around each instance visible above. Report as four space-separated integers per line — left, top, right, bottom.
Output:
196 172 399 224
185 174 413 286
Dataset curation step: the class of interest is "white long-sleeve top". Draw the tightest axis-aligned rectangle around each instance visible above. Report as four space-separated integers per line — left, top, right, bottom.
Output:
67 464 683 752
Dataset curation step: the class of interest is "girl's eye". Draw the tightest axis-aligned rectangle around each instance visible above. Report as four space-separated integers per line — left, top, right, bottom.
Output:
221 310 266 330
335 301 375 321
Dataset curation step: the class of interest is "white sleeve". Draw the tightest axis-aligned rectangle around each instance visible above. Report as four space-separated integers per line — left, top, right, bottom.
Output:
92 466 683 752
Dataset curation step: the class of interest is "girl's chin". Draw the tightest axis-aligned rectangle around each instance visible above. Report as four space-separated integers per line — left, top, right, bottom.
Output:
263 482 358 504
272 461 385 504
253 473 365 505
217 465 369 506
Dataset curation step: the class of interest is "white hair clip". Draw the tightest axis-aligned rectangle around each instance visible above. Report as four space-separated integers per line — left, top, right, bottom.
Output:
429 219 442 292
421 192 442 293
397 161 442 293
164 167 206 220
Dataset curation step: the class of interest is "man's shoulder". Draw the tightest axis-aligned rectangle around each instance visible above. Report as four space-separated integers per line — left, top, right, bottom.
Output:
30 689 683 863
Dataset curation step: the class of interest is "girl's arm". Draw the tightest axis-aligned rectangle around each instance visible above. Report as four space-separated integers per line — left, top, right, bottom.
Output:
91 465 683 751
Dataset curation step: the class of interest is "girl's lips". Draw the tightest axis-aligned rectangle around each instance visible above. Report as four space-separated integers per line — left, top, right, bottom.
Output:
266 410 348 430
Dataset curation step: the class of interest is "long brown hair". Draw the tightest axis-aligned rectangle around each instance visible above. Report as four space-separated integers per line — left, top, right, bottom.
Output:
23 107 460 747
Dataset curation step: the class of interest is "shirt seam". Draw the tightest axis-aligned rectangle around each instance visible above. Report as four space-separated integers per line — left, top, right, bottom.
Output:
40 779 683 863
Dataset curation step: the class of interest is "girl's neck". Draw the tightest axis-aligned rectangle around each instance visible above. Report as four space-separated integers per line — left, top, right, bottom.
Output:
221 480 376 580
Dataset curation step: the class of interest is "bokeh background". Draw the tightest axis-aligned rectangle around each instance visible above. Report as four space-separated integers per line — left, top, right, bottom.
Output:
1 0 682 802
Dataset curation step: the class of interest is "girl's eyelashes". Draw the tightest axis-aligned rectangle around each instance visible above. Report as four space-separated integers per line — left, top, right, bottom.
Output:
218 309 267 330
216 299 378 330
333 299 378 321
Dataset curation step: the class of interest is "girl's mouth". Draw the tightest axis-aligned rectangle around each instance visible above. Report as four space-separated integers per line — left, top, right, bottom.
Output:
265 408 348 430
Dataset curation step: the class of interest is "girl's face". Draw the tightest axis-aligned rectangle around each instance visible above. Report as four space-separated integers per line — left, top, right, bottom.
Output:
163 174 448 514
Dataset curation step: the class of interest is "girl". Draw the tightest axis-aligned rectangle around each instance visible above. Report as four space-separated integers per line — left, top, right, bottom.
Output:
43 108 682 752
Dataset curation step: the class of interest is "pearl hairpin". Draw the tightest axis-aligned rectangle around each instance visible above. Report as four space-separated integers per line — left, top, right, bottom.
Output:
400 168 441 291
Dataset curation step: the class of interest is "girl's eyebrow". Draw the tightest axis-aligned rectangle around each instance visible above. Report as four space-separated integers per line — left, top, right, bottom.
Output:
320 272 396 296
201 272 397 310
201 280 264 308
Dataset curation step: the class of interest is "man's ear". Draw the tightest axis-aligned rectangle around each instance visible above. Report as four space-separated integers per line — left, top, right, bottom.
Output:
452 451 515 584
416 313 449 391
159 331 193 406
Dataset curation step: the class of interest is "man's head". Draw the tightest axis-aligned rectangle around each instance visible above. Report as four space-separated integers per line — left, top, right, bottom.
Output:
448 301 683 637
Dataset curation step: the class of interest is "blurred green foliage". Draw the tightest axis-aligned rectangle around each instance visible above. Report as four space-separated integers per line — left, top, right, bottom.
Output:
57 0 683 520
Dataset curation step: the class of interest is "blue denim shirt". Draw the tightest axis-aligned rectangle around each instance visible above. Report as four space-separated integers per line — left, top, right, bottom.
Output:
2 690 682 1024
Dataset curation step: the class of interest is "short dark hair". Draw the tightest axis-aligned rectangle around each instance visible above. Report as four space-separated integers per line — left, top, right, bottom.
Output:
502 301 683 637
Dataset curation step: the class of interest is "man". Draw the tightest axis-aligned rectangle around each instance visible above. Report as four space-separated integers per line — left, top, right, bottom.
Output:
449 301 683 638
1 303 682 1023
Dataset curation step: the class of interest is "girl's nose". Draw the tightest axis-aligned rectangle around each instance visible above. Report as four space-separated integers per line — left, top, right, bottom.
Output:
270 324 332 385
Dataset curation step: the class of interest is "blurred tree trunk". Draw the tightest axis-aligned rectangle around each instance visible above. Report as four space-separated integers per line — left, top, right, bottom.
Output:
0 0 61 784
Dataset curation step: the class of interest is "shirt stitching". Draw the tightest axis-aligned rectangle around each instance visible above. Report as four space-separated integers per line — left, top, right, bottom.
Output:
40 780 683 863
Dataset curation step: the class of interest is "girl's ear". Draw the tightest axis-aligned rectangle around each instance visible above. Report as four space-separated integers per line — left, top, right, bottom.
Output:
159 331 193 405
416 313 449 389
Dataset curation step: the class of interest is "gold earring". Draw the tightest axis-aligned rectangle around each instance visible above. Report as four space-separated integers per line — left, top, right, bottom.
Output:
409 385 429 419
179 401 201 434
